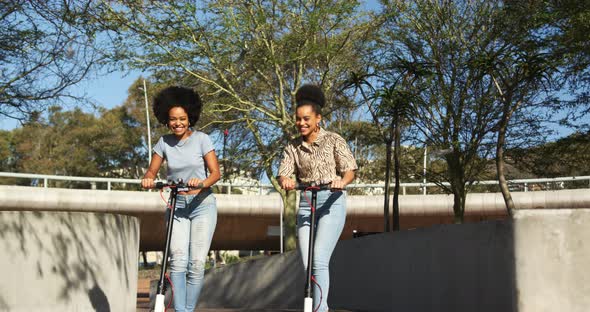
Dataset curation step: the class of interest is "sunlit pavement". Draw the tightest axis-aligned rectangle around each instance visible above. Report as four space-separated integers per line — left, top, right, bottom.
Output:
137 279 354 312
136 278 355 312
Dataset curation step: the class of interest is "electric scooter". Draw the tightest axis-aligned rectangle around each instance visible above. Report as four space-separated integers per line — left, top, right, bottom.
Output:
153 179 202 312
296 183 333 312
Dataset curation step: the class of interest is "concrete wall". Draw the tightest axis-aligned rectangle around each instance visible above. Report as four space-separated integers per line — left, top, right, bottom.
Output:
0 211 139 312
512 209 590 312
198 251 305 309
329 219 516 312
196 209 590 312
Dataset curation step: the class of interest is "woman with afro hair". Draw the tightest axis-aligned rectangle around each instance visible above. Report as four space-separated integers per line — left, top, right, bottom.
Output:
141 86 220 312
277 84 357 312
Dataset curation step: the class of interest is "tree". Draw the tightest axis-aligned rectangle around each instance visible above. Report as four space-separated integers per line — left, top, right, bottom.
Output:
335 121 381 184
480 4 561 216
344 66 421 231
0 130 16 184
466 0 590 216
512 0 590 129
0 1 105 121
0 131 12 167
343 72 398 231
509 131 590 179
378 0 504 223
92 0 374 249
120 78 167 174
8 106 144 187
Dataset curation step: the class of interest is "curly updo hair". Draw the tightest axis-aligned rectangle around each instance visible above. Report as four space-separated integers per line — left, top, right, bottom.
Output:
295 84 325 115
153 86 202 127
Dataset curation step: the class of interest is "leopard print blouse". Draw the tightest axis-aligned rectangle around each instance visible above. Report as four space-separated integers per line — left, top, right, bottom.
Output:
278 128 357 184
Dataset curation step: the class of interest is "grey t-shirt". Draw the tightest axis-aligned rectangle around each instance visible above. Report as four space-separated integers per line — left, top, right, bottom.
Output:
153 131 215 183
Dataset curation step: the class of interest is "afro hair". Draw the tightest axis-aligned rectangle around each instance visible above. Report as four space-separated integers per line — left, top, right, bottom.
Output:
295 84 325 114
153 86 202 127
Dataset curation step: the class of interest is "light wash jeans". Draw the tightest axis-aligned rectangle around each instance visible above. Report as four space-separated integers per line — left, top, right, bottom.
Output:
297 189 346 312
168 190 217 312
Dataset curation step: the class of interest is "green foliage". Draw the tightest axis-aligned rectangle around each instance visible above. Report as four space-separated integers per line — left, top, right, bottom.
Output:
508 131 590 178
501 0 590 129
0 1 105 120
359 0 507 222
2 105 147 187
0 130 14 171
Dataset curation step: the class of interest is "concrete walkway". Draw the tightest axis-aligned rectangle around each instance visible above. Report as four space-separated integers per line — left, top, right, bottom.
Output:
136 278 355 312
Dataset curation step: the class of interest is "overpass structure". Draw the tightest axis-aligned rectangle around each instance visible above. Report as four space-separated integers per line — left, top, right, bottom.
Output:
2 172 589 311
1 184 589 251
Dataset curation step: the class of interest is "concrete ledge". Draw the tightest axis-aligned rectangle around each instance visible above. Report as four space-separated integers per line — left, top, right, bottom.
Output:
0 211 139 311
1 186 589 250
513 209 590 312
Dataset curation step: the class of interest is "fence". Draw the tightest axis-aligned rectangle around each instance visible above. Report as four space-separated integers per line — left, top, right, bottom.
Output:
1 172 589 194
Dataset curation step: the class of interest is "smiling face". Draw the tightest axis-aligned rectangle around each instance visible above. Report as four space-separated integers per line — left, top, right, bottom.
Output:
295 104 321 138
168 106 190 139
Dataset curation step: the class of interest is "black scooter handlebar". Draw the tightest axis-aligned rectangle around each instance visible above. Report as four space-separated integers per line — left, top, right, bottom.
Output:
154 180 203 192
295 183 336 191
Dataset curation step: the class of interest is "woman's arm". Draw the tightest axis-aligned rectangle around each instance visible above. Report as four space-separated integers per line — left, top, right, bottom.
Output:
331 170 355 190
141 153 164 189
277 144 297 190
278 175 296 190
189 150 220 188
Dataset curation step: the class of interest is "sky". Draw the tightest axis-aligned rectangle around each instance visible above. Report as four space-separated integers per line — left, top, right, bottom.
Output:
0 0 382 133
0 70 142 130
0 0 578 141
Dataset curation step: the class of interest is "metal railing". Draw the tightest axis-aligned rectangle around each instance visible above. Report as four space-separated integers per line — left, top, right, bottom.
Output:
1 171 589 194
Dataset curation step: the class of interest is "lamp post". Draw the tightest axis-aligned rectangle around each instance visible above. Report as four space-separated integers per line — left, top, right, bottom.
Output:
140 79 152 166
423 145 427 195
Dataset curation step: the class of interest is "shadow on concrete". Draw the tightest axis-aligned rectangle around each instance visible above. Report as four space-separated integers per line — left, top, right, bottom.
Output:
0 211 138 310
193 220 519 312
89 283 111 312
197 251 305 310
329 220 517 312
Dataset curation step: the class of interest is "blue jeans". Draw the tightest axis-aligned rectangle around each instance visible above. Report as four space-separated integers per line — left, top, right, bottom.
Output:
168 191 217 312
297 190 346 312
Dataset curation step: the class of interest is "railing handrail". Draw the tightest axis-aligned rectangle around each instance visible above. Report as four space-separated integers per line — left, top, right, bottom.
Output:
0 172 140 184
1 171 589 190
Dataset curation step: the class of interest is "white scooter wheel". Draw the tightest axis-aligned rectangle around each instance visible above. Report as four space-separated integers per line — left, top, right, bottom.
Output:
154 294 166 312
304 296 313 312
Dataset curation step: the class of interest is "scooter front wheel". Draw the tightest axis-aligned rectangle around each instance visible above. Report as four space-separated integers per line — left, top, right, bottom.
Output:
154 294 166 312
304 297 313 312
